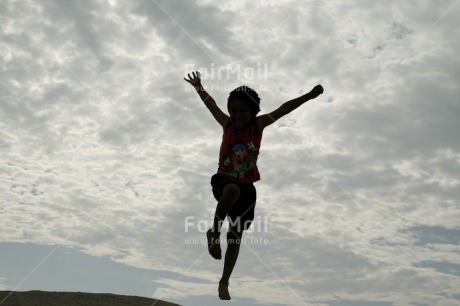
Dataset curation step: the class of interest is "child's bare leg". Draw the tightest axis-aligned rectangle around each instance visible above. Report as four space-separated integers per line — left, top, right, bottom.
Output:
213 184 240 233
218 230 243 300
207 184 240 260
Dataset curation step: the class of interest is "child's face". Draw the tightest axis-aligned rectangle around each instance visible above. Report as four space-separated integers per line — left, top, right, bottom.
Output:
229 99 252 130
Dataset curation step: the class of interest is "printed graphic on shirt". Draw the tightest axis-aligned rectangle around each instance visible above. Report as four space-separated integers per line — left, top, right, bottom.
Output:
223 140 258 179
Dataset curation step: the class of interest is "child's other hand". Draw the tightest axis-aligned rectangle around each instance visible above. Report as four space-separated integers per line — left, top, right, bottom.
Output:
309 85 324 99
184 71 202 87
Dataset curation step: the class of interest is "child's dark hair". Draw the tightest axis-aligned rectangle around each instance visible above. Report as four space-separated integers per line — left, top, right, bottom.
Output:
227 86 261 117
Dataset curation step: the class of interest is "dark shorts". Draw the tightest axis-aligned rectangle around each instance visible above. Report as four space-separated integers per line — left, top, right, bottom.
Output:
211 173 257 231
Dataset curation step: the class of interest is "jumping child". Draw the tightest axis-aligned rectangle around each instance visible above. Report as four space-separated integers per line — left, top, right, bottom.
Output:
184 71 324 300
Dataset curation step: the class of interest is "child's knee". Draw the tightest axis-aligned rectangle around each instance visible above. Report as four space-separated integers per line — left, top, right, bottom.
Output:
222 183 240 201
227 229 243 245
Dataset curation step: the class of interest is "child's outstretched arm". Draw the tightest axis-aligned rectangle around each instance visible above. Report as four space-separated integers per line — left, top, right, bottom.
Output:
257 85 324 129
184 71 229 128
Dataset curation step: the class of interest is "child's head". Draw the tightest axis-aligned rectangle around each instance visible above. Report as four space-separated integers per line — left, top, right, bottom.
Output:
227 86 260 116
227 86 261 129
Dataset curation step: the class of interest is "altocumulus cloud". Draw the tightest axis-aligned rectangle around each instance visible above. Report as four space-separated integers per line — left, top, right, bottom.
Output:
1 1 460 305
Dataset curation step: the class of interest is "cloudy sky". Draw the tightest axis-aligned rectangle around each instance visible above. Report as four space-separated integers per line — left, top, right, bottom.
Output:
1 0 460 305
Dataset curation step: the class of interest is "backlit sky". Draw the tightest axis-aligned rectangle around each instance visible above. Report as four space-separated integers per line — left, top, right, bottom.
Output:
1 1 460 305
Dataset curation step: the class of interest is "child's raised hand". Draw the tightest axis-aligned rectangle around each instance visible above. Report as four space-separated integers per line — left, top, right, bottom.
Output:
184 71 202 87
309 85 324 99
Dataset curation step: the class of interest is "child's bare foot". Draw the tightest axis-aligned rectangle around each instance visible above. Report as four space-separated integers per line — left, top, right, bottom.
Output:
218 281 231 300
207 229 222 260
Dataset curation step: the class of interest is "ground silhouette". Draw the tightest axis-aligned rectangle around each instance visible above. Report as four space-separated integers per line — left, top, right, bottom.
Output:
0 291 181 306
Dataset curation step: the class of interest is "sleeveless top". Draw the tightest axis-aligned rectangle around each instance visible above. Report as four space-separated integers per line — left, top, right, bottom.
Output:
217 120 263 183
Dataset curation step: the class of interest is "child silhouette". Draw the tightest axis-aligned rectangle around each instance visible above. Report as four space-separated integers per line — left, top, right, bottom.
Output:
184 71 323 300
